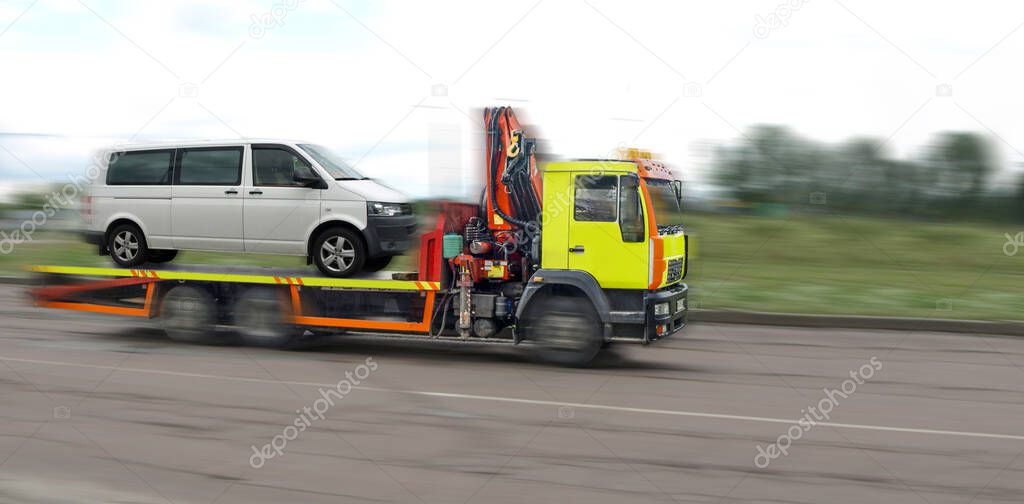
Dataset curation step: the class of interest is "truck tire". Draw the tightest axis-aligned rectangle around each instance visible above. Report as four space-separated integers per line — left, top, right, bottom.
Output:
362 256 392 272
232 287 303 348
160 284 219 344
313 227 366 278
523 296 603 367
107 223 149 267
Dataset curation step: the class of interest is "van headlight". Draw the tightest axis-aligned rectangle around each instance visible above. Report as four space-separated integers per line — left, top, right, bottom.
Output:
654 302 670 316
367 202 410 216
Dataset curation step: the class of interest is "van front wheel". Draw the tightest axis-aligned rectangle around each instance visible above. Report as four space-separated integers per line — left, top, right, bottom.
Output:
313 227 366 277
362 256 392 272
149 250 178 263
107 223 149 267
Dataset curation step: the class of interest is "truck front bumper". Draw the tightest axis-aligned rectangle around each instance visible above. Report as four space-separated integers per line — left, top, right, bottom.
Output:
646 283 688 342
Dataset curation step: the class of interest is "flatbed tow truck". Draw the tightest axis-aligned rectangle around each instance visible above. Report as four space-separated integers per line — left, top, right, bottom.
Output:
28 107 689 366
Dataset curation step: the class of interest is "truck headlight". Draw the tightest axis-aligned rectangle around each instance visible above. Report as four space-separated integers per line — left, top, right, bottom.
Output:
367 202 409 216
654 302 670 316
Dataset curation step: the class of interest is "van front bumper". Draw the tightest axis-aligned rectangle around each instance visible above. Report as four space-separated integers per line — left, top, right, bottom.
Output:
363 215 417 256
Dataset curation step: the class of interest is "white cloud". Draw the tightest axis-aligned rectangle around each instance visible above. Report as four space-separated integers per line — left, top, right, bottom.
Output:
1 0 1023 192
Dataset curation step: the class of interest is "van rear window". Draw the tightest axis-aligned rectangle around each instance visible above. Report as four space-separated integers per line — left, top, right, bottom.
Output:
106 150 173 185
177 147 243 185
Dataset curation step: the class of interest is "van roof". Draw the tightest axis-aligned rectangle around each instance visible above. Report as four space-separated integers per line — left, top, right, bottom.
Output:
106 138 313 151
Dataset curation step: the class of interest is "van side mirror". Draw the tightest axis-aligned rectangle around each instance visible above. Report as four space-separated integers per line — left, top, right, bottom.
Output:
295 174 327 189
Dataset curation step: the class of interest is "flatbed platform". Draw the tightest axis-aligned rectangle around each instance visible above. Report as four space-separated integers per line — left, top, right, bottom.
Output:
29 265 441 291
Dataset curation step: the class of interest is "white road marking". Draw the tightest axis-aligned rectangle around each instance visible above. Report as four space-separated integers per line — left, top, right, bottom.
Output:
3 355 1024 442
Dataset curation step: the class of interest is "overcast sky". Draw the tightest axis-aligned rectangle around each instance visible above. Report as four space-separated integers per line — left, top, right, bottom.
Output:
1 0 1023 196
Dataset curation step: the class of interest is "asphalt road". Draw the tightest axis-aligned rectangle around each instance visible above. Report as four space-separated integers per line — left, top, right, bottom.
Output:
2 284 1024 503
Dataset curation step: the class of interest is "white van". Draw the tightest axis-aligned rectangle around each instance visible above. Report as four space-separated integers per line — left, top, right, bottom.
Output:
81 140 416 277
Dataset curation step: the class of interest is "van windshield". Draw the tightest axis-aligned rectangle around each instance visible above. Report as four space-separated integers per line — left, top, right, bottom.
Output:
297 144 366 180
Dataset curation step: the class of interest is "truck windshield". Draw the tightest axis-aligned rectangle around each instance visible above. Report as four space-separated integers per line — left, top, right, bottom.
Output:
646 179 684 230
297 144 367 180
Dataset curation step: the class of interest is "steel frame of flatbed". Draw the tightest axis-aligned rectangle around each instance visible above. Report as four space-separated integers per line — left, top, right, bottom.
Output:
28 265 444 334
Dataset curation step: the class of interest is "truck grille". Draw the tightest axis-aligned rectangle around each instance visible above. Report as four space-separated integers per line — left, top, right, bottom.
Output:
666 258 683 284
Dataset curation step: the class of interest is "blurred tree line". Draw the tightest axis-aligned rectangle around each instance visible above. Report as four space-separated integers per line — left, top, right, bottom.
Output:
712 127 1024 222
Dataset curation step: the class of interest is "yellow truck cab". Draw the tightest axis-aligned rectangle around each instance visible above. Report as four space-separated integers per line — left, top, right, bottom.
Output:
520 152 689 347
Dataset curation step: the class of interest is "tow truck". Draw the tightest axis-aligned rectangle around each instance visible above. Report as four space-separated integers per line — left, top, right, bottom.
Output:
28 107 689 366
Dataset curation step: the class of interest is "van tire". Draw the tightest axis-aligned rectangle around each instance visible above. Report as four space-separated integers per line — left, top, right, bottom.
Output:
362 256 392 272
312 227 366 277
107 223 149 267
149 250 178 263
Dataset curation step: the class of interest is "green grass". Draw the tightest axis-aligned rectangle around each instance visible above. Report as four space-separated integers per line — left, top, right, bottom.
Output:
4 213 1022 321
0 232 413 274
684 213 1024 320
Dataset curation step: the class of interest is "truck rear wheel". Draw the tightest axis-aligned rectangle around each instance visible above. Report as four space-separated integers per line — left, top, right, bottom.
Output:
523 296 603 367
232 287 303 348
160 284 220 344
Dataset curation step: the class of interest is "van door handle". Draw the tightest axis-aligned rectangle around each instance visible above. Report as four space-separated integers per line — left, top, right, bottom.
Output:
224 189 238 195
569 245 585 254
249 190 263 195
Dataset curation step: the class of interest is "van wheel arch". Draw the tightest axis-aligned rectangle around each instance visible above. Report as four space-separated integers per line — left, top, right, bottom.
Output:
306 220 365 264
104 218 147 252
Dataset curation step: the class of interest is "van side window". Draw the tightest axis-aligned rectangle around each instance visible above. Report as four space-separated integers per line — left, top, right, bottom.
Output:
252 147 315 186
106 150 173 185
573 175 618 222
176 147 243 185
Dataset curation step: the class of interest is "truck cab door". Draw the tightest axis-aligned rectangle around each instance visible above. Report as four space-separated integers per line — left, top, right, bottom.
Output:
567 174 649 289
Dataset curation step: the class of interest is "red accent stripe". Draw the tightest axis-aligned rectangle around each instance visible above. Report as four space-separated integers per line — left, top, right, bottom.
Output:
30 277 158 303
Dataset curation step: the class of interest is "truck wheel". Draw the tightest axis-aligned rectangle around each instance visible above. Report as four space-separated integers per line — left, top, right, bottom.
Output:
362 256 392 272
524 296 603 367
313 227 366 277
148 250 178 263
108 223 149 267
232 287 303 348
160 285 219 344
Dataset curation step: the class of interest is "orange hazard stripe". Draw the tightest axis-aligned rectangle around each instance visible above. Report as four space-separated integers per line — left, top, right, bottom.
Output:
39 282 158 318
290 291 436 333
